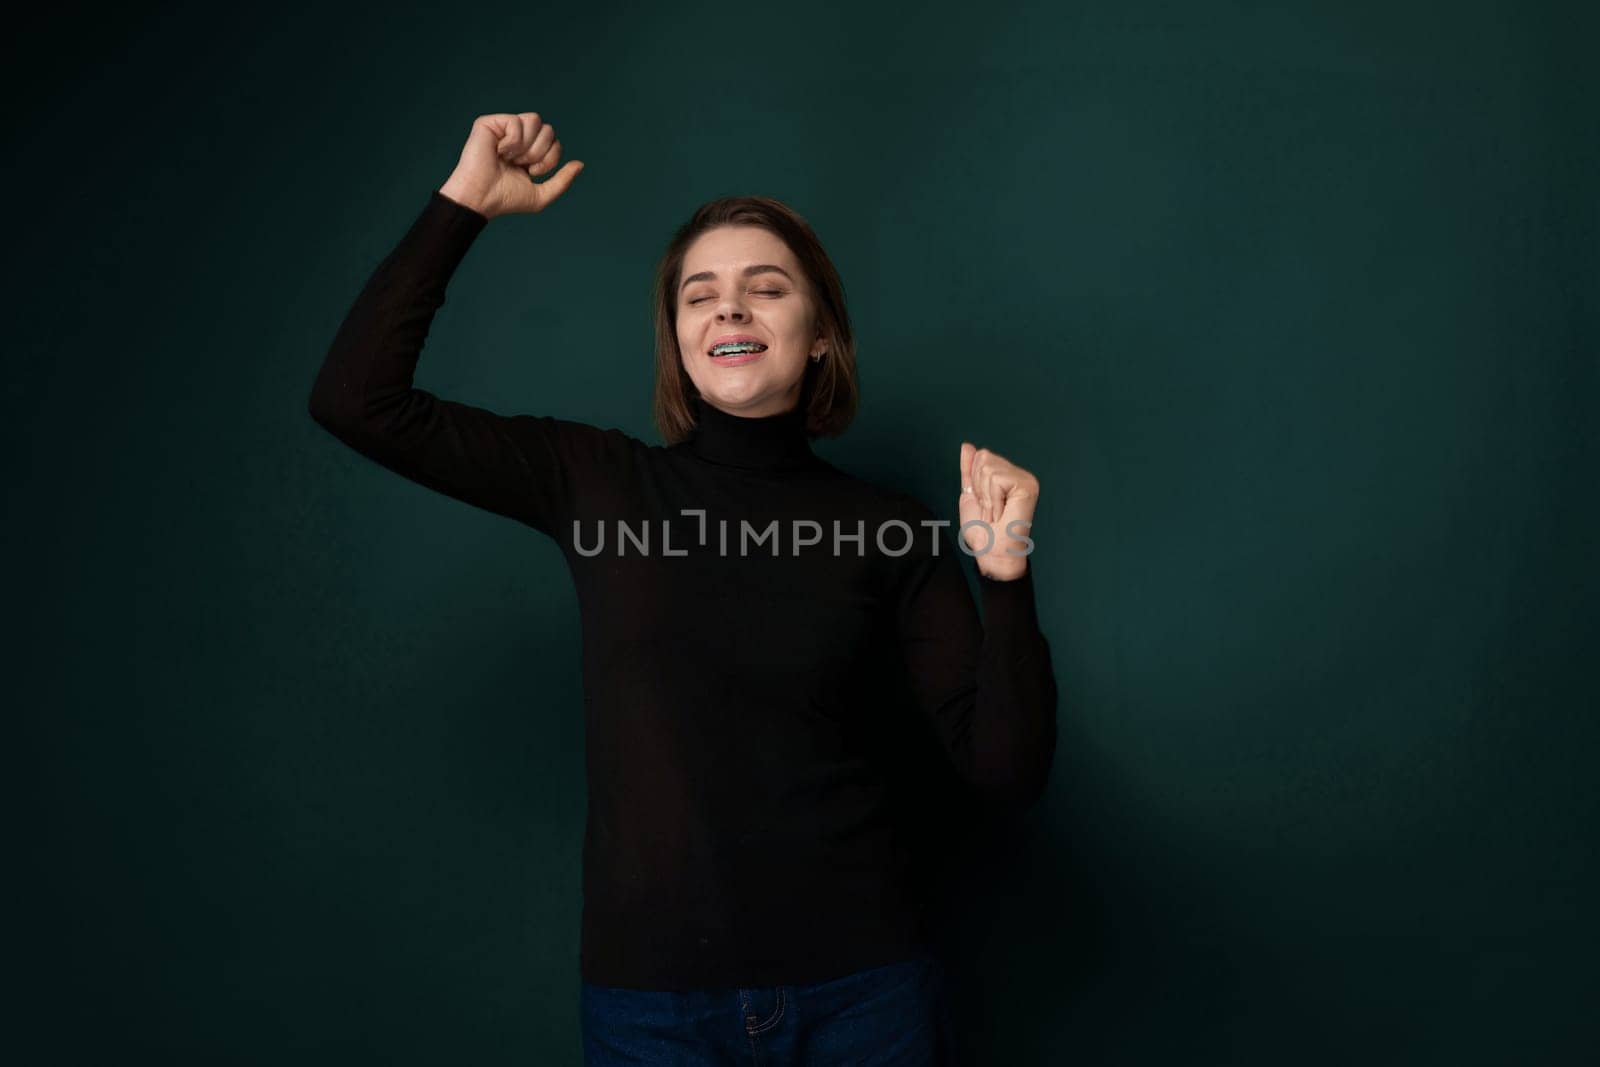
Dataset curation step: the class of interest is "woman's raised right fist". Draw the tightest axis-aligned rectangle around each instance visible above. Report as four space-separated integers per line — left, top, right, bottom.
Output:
438 112 585 219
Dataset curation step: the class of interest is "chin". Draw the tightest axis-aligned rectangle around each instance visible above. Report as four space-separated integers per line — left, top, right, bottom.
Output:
706 389 766 411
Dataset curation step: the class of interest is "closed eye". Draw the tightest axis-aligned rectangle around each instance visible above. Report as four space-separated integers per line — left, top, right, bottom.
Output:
688 289 784 305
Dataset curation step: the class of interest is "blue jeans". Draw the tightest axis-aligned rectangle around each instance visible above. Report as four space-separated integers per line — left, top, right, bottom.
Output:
580 952 954 1065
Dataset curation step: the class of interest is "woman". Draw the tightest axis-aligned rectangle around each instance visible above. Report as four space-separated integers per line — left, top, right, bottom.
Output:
309 110 1059 1065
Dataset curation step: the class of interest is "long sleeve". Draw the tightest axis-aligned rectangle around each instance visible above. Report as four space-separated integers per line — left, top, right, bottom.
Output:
890 493 1060 812
308 189 627 538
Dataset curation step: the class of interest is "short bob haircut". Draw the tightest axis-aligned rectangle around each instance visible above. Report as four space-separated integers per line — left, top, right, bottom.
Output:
651 196 859 445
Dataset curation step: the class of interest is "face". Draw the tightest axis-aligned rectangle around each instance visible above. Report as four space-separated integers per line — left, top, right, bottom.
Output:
675 225 828 418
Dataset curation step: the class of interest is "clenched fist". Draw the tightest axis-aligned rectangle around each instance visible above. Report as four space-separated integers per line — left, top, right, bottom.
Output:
438 111 585 219
958 441 1039 582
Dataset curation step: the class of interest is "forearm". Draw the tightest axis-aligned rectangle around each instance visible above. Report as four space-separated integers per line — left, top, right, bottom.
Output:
307 190 489 433
971 565 1059 809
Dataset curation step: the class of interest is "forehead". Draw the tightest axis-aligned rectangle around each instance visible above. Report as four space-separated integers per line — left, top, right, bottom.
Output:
681 225 797 273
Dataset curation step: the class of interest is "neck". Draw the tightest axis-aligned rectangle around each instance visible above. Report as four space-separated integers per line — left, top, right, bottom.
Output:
686 394 819 472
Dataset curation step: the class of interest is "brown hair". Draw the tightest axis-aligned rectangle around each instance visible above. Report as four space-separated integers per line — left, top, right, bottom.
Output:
650 196 859 444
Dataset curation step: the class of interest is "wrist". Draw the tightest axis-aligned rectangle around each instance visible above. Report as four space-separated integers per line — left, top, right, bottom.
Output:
976 555 1030 582
438 175 492 219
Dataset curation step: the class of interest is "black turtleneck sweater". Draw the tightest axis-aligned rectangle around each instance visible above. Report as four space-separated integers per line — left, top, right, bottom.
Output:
307 189 1060 991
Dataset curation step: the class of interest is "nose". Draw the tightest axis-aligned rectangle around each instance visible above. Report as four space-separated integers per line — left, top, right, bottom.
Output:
716 291 751 320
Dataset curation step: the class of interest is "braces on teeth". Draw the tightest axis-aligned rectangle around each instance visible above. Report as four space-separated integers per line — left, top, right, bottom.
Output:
710 342 767 356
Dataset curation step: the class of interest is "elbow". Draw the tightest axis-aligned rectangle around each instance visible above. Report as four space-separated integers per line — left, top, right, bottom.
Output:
307 344 371 432
1014 742 1057 810
307 391 377 454
972 705 1058 814
307 388 336 429
307 389 357 439
307 365 368 436
980 753 1055 814
307 360 345 430
308 360 416 440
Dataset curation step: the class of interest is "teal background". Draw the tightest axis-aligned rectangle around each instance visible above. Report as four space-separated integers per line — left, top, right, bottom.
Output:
11 1 1596 1062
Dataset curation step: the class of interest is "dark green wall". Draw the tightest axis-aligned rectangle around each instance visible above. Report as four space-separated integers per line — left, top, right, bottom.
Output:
13 1 1595 1062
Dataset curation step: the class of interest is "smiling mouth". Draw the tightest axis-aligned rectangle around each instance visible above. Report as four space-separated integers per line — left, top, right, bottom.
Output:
708 341 768 357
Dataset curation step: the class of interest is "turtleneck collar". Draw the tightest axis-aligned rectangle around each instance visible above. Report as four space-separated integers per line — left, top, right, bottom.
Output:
686 393 819 472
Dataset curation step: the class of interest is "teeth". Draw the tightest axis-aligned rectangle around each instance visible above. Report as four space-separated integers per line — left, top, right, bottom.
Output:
710 342 767 356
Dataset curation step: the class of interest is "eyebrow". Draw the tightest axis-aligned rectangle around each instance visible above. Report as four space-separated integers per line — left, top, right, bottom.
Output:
680 264 795 293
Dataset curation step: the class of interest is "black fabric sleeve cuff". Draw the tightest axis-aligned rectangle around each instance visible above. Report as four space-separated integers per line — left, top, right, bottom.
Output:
430 187 491 223
976 561 1042 634
406 188 490 270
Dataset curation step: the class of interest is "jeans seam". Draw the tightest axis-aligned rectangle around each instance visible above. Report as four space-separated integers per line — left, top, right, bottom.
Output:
746 986 786 1034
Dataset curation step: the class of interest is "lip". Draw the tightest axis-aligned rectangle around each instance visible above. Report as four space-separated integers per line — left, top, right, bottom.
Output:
707 347 766 367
